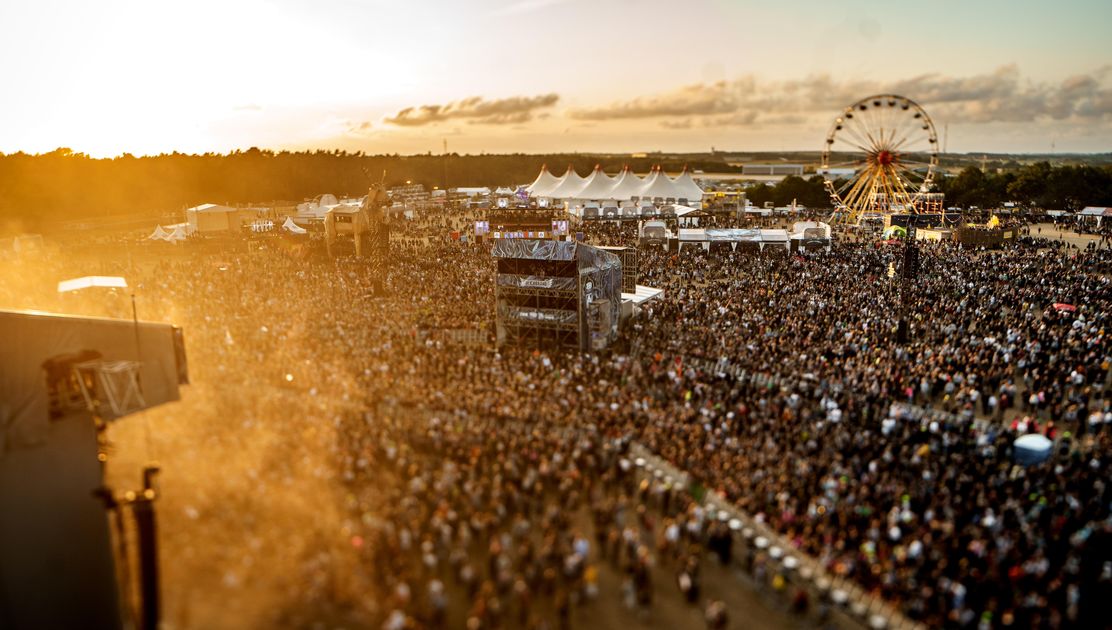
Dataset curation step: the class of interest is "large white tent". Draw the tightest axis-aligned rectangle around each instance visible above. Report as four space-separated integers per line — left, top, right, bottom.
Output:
524 164 565 197
525 164 706 208
574 165 618 201
545 166 589 199
186 203 238 233
639 166 680 201
166 224 191 242
669 168 705 204
609 166 644 201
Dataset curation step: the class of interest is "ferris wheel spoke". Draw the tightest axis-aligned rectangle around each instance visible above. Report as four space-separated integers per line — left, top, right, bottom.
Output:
894 160 929 180
859 124 887 154
839 174 869 206
844 113 881 149
844 167 882 214
875 106 903 150
889 114 926 147
840 137 876 154
896 161 935 178
841 125 877 153
827 157 867 171
837 176 863 196
893 164 930 192
889 167 918 202
893 135 933 154
839 170 872 210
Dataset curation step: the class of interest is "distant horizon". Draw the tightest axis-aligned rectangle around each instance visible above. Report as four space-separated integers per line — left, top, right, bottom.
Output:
4 147 1111 161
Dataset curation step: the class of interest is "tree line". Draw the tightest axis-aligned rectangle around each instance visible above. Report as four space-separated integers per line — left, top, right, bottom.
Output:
1 149 1110 234
740 162 1112 212
0 148 732 233
935 162 1112 210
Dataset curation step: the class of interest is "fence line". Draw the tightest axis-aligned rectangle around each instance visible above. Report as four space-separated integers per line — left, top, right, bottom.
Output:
628 442 925 630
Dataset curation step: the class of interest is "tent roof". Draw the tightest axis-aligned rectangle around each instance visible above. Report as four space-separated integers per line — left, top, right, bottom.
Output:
525 165 563 197
574 165 618 200
669 205 701 217
167 225 190 241
639 166 679 200
622 284 665 305
669 168 705 202
187 203 234 213
546 166 588 199
1080 206 1112 216
609 167 644 201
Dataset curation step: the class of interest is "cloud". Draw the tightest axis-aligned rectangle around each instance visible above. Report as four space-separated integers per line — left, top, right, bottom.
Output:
346 120 374 135
571 81 746 121
569 66 1112 129
384 94 559 127
660 119 692 130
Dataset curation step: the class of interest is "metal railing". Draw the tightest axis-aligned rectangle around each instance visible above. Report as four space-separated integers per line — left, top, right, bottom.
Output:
628 443 926 630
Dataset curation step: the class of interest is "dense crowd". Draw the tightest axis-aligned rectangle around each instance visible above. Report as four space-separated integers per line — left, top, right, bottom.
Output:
1 213 1110 629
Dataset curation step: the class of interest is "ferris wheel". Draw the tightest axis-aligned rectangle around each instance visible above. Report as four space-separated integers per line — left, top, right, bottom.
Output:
821 94 939 224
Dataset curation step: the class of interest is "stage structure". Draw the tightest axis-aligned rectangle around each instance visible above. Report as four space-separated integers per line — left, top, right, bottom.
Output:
494 239 621 352
324 183 390 294
598 246 640 293
487 209 559 240
1 310 189 630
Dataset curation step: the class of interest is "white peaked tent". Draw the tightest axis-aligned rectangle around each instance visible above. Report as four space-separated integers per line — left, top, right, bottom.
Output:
526 164 566 197
282 217 308 234
545 166 588 199
669 167 705 204
167 225 190 242
528 164 705 209
574 165 618 201
148 225 170 241
639 166 678 201
609 166 645 201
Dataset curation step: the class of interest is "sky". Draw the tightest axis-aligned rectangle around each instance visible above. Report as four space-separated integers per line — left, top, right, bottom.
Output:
1 0 1110 157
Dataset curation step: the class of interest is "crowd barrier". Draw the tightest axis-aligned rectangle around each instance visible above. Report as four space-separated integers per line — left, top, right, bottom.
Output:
628 443 926 630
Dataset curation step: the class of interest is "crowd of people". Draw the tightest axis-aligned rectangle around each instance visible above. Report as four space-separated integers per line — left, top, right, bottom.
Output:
1 210 1110 629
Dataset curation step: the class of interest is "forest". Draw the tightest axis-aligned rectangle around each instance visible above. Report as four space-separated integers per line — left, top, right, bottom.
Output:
746 163 1112 210
0 149 731 232
2 148 1111 233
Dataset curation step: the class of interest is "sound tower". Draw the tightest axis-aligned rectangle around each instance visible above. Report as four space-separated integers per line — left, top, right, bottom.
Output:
493 239 622 352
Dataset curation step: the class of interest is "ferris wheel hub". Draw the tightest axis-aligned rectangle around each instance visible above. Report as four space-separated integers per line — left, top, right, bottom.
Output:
875 150 894 166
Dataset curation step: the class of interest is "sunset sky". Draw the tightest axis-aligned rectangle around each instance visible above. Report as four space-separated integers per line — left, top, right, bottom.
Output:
1 0 1110 157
